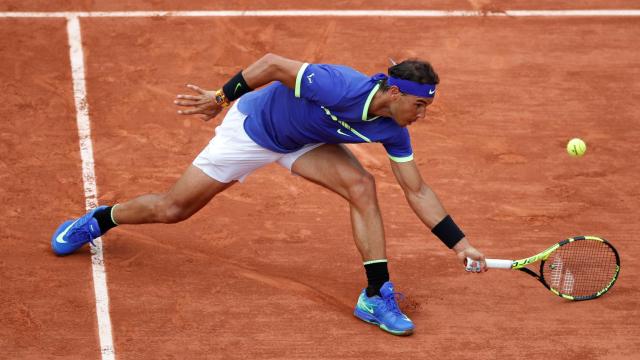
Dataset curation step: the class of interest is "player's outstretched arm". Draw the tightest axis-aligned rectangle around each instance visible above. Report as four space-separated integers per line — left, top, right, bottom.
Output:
242 53 303 89
175 53 303 121
389 159 487 272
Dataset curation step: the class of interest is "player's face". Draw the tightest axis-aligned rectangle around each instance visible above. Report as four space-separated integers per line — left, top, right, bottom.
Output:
390 92 434 127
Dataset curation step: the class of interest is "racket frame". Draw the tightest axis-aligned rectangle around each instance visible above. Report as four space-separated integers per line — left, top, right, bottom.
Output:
493 235 621 301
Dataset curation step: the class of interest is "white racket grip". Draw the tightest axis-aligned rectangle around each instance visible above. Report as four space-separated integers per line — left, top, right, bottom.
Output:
485 259 514 269
465 258 513 271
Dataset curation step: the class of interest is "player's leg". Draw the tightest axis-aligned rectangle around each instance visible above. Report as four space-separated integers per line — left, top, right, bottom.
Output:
288 144 385 261
51 101 271 256
51 165 234 256
115 101 265 225
112 164 234 225
283 143 414 336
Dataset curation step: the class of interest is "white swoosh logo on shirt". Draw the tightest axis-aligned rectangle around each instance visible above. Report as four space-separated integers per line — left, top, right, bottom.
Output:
337 129 351 137
55 219 80 244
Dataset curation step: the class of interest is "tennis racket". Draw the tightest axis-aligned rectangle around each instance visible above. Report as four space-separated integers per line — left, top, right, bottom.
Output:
466 235 620 301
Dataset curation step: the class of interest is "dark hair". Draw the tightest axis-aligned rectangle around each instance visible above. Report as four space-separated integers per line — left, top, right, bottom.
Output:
380 59 439 91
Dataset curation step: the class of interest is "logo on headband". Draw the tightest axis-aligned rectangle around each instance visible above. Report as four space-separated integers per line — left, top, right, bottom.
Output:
387 76 437 98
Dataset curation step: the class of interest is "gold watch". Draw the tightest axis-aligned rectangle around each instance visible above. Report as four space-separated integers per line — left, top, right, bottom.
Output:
214 89 230 108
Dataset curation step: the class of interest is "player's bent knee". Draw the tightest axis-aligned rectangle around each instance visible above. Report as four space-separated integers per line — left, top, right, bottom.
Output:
346 172 377 205
156 200 192 224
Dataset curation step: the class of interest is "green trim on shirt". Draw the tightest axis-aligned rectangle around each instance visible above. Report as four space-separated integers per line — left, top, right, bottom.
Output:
294 63 310 98
321 106 372 143
362 83 381 121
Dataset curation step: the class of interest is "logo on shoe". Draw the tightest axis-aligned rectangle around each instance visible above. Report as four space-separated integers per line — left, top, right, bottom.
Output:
55 219 80 244
358 297 375 314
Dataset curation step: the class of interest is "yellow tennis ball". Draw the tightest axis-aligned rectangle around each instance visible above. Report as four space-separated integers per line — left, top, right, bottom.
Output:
567 138 587 157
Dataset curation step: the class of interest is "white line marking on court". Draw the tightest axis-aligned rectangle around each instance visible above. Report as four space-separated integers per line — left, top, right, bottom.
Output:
66 16 116 360
1 9 640 18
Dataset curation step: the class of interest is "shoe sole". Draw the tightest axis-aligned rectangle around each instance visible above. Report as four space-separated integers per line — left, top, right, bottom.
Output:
353 308 414 336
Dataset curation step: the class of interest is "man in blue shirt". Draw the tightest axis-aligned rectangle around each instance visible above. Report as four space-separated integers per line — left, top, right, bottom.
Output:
52 54 487 336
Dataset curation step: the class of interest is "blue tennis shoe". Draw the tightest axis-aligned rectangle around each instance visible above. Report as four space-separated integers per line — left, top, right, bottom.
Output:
354 281 414 336
51 206 107 256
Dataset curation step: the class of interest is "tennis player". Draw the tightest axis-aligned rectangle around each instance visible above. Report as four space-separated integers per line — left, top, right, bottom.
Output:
52 54 487 336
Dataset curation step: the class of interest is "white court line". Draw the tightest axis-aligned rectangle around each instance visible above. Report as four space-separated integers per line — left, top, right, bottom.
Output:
1 9 640 18
66 16 115 360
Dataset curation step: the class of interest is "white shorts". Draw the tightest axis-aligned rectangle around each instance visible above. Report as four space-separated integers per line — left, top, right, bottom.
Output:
193 101 323 183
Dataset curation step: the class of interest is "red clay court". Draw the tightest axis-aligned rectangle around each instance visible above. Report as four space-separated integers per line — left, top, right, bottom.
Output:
1 1 640 359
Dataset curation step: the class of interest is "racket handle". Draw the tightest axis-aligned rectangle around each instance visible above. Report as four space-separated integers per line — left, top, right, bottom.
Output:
485 259 514 269
465 258 514 271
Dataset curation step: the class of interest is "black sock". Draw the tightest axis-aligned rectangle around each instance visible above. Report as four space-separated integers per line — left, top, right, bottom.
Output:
93 206 118 234
364 260 389 297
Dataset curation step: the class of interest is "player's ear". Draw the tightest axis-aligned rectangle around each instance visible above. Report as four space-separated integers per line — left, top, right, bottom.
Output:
389 85 401 99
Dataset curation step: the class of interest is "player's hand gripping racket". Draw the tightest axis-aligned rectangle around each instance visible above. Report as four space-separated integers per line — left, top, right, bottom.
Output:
466 236 620 301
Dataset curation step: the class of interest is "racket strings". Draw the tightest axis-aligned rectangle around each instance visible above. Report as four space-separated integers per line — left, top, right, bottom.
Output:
542 240 618 298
